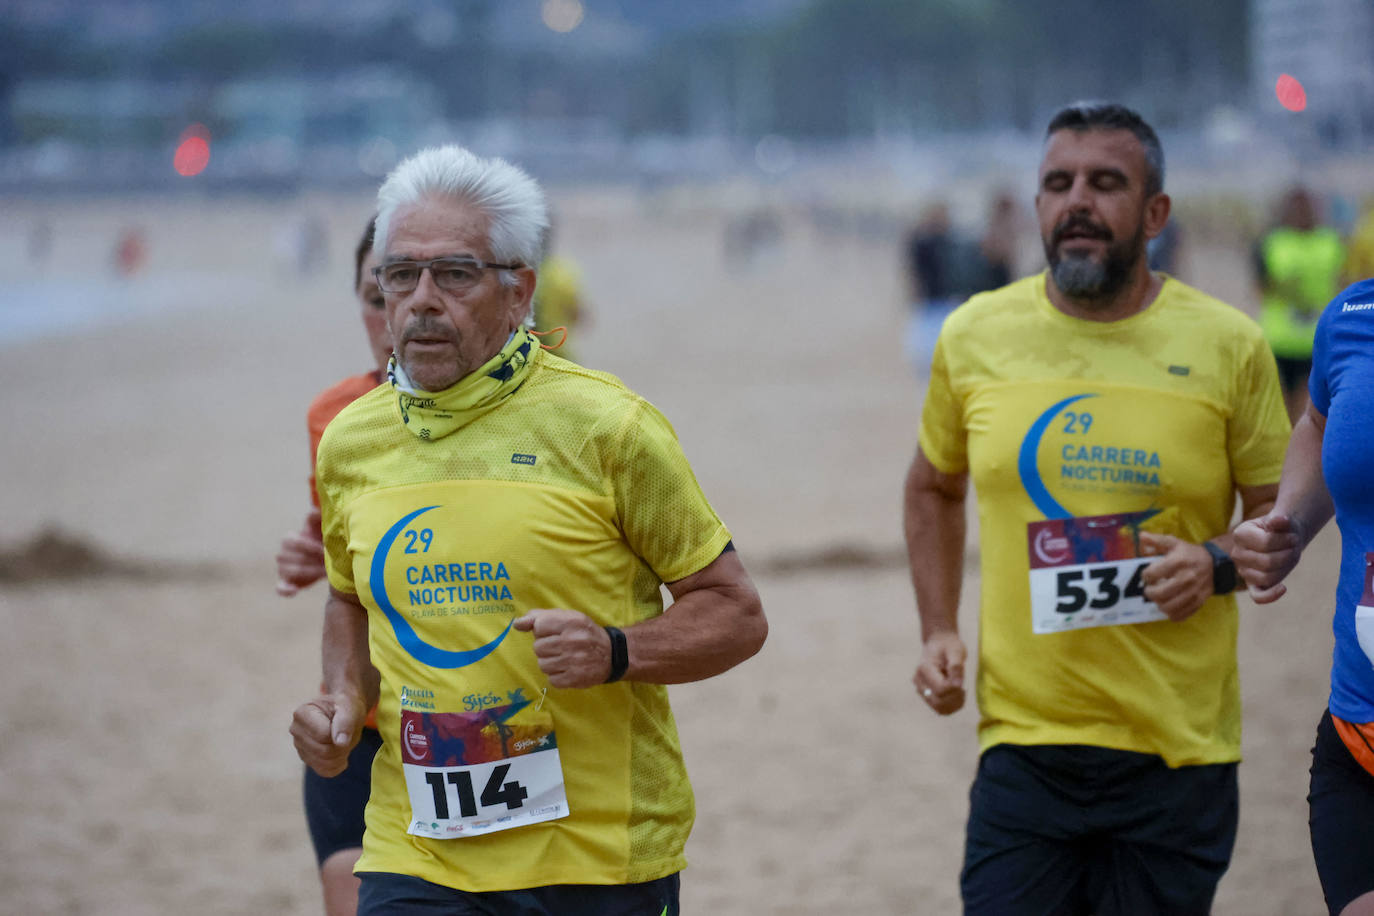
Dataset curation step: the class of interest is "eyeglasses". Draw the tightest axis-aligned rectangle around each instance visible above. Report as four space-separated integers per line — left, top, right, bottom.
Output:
373 257 523 294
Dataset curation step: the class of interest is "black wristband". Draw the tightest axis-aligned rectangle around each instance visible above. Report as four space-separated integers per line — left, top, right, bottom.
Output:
1203 541 1238 595
603 626 629 683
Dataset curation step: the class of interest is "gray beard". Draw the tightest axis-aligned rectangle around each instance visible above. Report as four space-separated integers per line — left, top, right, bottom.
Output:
1047 227 1144 307
1051 255 1116 300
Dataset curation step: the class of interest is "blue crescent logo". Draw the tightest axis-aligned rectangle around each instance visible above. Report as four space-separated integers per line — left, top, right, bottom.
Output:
1017 393 1097 520
369 506 513 669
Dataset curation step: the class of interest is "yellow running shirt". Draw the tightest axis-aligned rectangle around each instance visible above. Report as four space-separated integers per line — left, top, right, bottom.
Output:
919 273 1290 767
316 339 731 891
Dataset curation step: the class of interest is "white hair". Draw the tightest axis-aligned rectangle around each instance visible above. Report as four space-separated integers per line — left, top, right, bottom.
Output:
373 146 549 287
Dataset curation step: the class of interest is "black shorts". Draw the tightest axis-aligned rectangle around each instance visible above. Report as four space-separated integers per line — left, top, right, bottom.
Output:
1309 709 1374 916
961 743 1238 916
357 870 679 916
1273 355 1313 393
303 726 382 866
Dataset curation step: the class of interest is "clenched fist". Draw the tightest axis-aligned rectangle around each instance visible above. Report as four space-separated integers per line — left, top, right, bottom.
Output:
513 609 615 688
290 693 365 777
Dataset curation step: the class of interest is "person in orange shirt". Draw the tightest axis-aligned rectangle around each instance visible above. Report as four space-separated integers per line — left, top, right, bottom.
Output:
276 216 388 916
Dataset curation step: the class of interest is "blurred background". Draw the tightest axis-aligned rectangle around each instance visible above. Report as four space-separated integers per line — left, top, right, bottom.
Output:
2 0 1373 346
1 1 1372 914
2 0 1372 190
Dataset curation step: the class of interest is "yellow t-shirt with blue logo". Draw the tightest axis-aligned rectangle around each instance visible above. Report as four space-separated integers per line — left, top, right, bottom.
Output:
316 347 731 891
919 272 1290 767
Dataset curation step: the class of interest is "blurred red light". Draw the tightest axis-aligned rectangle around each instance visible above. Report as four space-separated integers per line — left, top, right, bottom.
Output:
174 136 211 177
1275 74 1307 112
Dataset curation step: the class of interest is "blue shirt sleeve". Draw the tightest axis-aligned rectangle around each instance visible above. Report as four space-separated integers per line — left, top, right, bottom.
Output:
1314 280 1374 416
1309 303 1333 416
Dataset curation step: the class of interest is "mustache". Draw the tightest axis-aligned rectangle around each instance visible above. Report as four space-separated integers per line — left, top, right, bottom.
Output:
1051 216 1113 248
400 316 459 346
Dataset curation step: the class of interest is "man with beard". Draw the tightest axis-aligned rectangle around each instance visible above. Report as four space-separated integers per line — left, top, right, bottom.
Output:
290 145 766 915
902 103 1290 915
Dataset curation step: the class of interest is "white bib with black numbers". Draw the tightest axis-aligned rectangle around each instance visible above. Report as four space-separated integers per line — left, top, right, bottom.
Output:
1027 512 1166 634
399 699 569 839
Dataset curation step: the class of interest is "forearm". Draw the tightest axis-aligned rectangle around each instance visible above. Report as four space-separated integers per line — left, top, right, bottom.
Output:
322 589 376 707
1271 411 1335 546
904 461 966 640
620 580 766 685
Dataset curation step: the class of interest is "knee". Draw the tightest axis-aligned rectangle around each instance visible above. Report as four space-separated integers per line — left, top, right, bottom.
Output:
319 849 362 916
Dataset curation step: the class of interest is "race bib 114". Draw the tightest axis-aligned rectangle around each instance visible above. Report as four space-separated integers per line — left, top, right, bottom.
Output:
401 700 569 839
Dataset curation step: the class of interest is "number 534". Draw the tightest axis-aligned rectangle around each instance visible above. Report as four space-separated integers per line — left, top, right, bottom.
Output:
1056 562 1150 613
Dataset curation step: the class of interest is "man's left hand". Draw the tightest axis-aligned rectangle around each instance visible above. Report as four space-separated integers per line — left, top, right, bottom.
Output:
513 609 614 688
1138 532 1214 622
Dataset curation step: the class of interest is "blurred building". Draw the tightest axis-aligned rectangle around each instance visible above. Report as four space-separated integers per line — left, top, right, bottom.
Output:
3 0 1371 190
3 69 440 190
1251 0 1374 149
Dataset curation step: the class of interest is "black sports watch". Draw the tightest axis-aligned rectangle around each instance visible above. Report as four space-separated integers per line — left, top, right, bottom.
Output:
1202 541 1237 595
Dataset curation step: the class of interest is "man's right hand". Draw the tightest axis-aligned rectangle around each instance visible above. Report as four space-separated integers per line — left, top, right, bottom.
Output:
914 630 967 715
1232 513 1306 604
290 694 364 777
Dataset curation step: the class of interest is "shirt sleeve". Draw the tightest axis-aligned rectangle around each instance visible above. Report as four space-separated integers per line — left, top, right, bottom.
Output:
1309 307 1334 417
610 399 732 584
307 404 327 509
1227 332 1292 487
316 431 357 595
917 332 968 473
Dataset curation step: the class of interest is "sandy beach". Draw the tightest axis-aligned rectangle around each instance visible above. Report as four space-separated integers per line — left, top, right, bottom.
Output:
0 184 1340 914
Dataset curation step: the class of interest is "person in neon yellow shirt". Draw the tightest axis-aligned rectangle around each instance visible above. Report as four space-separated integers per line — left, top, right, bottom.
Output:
288 145 766 916
904 103 1290 915
1342 194 1374 287
532 221 591 365
1255 186 1347 423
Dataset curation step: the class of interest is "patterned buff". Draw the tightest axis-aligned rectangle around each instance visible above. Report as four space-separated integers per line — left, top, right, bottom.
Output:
387 328 536 441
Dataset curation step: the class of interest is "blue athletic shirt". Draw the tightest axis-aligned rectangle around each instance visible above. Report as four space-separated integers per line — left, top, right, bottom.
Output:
1310 278 1374 723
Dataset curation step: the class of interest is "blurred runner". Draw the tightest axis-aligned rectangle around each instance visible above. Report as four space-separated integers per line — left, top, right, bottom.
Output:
113 226 146 277
1342 195 1374 287
1147 215 1185 277
905 200 1012 377
977 190 1020 290
1255 186 1347 422
905 203 967 376
276 216 388 916
532 222 590 365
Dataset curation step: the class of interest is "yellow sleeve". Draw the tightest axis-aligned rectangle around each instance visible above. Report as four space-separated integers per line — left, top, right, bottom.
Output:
1227 333 1291 487
610 399 731 583
316 431 357 595
917 333 968 473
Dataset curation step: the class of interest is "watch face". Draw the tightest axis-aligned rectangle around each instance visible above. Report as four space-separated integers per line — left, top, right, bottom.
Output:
1204 542 1237 594
1215 552 1237 594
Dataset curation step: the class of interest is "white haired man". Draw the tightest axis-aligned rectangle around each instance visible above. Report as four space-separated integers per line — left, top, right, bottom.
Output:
290 145 767 915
